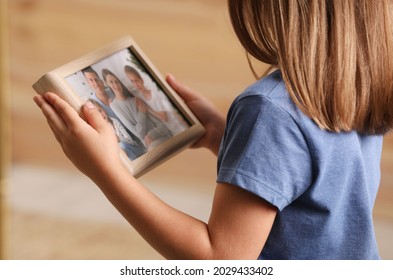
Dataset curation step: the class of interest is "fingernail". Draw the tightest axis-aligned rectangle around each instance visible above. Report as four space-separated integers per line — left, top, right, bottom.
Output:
85 101 95 109
167 73 175 81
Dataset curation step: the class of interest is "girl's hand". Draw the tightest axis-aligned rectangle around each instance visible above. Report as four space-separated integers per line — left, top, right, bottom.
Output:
33 92 123 182
166 74 226 155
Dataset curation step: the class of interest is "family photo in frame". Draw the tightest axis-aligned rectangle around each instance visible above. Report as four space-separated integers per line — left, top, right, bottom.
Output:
33 37 205 177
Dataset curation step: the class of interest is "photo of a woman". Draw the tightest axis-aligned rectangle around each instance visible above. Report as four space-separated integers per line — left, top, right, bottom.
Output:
102 68 172 150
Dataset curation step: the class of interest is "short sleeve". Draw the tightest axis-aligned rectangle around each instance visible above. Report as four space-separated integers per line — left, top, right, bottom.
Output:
217 94 313 211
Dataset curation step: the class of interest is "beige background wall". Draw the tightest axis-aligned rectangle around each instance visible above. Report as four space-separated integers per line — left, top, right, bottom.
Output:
1 0 11 260
5 0 393 259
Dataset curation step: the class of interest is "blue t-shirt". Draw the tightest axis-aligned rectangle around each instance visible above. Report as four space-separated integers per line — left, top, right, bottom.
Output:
217 70 383 259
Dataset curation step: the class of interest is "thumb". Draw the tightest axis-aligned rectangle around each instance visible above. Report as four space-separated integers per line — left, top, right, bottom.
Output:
83 101 110 132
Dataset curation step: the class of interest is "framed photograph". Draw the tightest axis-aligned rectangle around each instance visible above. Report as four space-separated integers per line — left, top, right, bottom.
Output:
33 36 205 177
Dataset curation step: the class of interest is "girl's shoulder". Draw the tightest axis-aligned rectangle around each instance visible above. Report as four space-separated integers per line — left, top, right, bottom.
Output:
231 70 299 120
242 69 283 95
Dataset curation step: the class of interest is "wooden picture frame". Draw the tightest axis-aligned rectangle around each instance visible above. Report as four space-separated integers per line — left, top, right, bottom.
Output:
33 36 205 178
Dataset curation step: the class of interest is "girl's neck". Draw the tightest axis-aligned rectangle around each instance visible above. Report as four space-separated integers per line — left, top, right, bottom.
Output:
142 88 152 100
115 90 127 100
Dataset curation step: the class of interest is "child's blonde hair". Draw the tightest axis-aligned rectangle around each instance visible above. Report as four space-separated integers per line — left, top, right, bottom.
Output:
229 0 393 134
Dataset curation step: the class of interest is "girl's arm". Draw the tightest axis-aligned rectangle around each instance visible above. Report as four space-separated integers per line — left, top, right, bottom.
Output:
33 89 276 259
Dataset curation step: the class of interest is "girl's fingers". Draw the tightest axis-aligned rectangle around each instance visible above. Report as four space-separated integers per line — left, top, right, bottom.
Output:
42 92 82 130
33 94 68 136
82 101 111 133
165 74 198 102
48 122 64 146
34 93 110 138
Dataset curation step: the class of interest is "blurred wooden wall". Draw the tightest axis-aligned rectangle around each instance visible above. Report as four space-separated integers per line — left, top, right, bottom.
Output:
9 0 258 180
1 0 11 260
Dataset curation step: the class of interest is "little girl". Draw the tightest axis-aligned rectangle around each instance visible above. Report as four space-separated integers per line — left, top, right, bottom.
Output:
88 99 146 160
33 0 393 259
